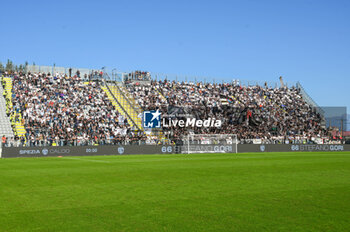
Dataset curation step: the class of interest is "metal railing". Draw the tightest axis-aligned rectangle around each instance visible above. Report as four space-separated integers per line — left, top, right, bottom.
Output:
296 82 325 116
25 65 92 79
104 83 141 130
103 69 143 124
24 65 301 89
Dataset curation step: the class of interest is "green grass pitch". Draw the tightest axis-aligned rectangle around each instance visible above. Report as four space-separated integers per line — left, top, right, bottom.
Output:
1 152 350 232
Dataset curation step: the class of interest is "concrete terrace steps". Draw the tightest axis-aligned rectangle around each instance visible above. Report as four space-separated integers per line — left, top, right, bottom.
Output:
103 84 167 142
3 77 25 137
114 84 167 141
106 85 143 129
101 86 139 129
0 78 14 137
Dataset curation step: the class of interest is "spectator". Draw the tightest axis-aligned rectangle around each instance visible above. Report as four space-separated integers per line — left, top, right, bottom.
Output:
126 79 326 144
9 72 147 146
1 135 6 147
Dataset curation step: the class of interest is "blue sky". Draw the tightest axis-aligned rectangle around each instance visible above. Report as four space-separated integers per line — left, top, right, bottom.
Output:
0 0 349 115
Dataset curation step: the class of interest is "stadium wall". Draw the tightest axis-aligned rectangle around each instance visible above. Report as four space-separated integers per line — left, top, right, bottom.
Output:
2 144 350 158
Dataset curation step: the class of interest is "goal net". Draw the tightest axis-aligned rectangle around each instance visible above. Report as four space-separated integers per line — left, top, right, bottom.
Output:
182 134 238 154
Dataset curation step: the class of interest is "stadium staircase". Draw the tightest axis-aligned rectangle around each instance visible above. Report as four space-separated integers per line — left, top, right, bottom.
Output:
102 82 168 143
118 85 167 140
117 85 144 128
2 77 26 137
101 84 142 130
0 78 14 138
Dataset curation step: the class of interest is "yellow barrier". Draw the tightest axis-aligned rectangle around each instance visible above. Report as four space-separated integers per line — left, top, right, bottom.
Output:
3 77 26 137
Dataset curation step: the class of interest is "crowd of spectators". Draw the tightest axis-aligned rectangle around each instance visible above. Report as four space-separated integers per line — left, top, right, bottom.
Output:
125 71 151 83
89 70 104 80
1 71 335 147
126 80 328 144
5 72 147 146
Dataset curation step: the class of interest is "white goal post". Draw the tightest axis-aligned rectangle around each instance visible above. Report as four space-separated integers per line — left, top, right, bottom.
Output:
182 134 238 154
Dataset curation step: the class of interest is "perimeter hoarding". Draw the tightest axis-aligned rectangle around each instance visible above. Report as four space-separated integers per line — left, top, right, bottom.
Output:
2 144 350 158
1 145 176 158
240 144 350 153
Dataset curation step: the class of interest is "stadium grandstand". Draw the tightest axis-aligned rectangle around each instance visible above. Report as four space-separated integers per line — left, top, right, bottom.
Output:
2 1 350 231
0 64 347 148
